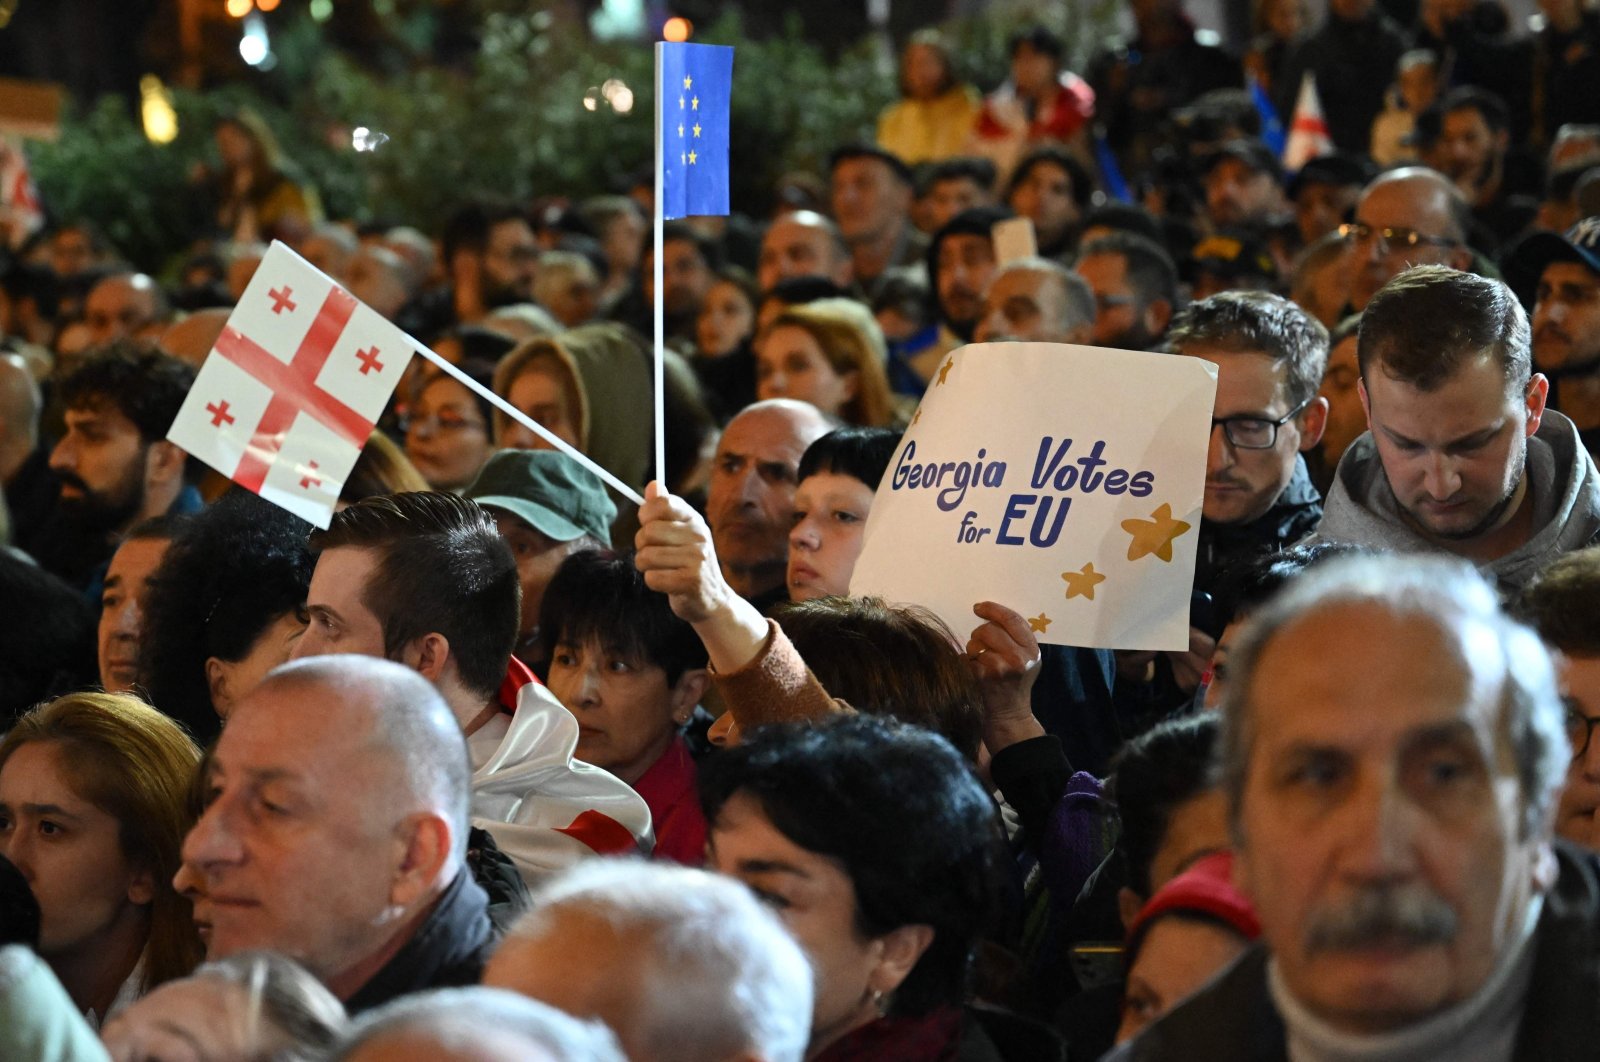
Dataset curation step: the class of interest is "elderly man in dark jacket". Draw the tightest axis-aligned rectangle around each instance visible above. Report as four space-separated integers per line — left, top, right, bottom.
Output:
1113 554 1600 1062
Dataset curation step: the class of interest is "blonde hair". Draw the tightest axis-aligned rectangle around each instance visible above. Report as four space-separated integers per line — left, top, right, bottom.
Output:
764 299 896 428
0 692 204 991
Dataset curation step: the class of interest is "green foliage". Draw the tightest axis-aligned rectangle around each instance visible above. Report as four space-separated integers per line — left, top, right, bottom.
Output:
26 4 1122 272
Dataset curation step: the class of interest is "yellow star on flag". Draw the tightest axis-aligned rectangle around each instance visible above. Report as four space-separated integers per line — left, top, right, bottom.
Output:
688 150 698 165
1121 503 1193 563
936 359 954 385
691 95 700 111
680 152 687 165
677 122 684 137
693 122 702 137
1028 613 1052 634
683 75 692 89
1061 563 1106 601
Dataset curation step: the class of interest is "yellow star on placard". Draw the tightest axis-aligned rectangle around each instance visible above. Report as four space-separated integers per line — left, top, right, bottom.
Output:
1028 613 1052 633
691 95 700 110
693 122 702 137
1121 503 1193 563
683 75 692 89
936 359 954 385
688 150 698 165
911 407 921 426
1061 563 1106 601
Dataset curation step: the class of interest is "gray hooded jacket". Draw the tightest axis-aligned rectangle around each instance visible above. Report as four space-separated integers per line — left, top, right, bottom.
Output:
1310 410 1600 593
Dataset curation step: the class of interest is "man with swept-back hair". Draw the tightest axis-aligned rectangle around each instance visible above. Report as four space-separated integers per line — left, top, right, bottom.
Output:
1313 265 1600 591
1125 291 1328 708
291 490 651 882
1115 554 1600 1060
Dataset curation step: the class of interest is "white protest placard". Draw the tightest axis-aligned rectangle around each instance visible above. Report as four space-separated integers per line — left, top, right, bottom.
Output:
850 343 1218 651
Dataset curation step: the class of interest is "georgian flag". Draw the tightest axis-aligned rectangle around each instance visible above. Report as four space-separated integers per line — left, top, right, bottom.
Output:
167 241 411 528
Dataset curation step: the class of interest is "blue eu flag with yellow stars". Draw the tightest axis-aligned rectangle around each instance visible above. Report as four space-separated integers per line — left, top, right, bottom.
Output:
660 42 733 220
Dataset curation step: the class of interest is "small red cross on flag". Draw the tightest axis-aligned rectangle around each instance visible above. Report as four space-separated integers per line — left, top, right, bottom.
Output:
167 241 414 529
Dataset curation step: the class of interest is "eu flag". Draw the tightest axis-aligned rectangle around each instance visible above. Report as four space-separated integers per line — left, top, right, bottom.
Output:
660 42 734 220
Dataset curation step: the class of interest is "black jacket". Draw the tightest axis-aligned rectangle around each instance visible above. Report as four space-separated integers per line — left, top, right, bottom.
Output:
343 869 497 1015
1113 844 1600 1061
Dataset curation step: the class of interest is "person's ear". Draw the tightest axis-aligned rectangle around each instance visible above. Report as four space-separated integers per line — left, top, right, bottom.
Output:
1358 376 1372 429
669 668 711 725
128 866 156 907
144 439 185 490
1146 298 1173 338
1118 886 1145 933
1524 373 1549 437
206 656 233 717
870 923 935 999
1296 396 1329 451
391 812 452 907
406 633 452 683
839 368 861 403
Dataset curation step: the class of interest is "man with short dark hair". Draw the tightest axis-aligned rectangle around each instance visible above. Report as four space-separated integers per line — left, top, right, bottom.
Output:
1075 232 1179 351
828 145 925 294
40 345 200 590
918 157 998 233
1423 87 1538 248
641 222 716 340
411 201 540 335
177 655 495 1012
919 207 1010 381
1314 265 1600 591
1200 139 1288 233
1135 292 1328 701
1515 546 1600 851
291 490 651 880
1504 216 1600 457
1288 153 1373 246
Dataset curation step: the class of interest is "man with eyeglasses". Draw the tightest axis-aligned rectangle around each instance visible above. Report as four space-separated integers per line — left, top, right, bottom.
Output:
1118 291 1327 707
1341 167 1473 312
1515 546 1600 851
1505 216 1600 459
1314 265 1600 592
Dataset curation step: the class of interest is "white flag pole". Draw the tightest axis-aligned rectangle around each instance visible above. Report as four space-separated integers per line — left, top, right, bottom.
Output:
412 344 644 506
652 42 668 492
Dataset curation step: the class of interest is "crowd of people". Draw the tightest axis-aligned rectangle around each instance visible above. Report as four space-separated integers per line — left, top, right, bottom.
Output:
2 3 1600 1059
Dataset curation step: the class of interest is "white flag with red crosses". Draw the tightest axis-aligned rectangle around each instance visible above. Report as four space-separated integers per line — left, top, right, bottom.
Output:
168 241 411 528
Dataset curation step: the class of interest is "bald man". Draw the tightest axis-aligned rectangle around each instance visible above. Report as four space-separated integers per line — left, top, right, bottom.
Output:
974 257 1095 344
757 210 854 293
704 399 833 608
335 987 625 1062
176 655 495 1013
83 272 168 348
1342 167 1474 312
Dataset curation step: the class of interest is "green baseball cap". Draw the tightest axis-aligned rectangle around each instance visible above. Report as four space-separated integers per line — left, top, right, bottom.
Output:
465 449 617 544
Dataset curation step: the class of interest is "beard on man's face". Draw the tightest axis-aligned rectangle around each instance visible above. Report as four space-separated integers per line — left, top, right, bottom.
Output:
56 460 145 533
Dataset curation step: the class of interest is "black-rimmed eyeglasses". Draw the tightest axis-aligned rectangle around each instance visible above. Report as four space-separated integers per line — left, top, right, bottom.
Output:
1212 399 1311 450
1567 703 1600 758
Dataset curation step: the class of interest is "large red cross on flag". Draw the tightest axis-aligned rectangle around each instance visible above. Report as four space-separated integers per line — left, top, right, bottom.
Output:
168 241 412 528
